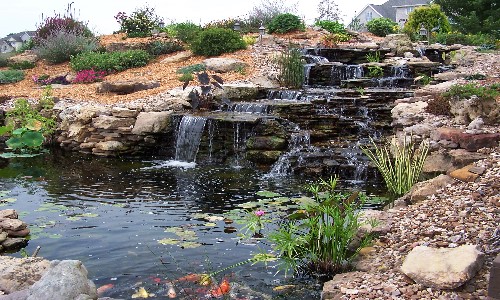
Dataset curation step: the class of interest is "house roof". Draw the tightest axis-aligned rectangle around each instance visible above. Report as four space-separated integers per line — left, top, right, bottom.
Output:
372 0 427 19
1 31 35 42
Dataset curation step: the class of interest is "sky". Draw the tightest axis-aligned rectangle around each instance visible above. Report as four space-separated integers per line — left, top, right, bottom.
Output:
0 0 386 38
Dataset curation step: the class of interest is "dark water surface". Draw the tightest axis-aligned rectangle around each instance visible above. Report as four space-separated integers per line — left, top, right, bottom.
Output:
0 151 384 299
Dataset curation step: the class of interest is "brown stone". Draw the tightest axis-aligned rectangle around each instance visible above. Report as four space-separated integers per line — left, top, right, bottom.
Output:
0 219 27 231
0 257 50 293
449 165 480 182
0 209 18 219
6 228 30 237
431 128 500 151
1 238 28 250
96 80 160 95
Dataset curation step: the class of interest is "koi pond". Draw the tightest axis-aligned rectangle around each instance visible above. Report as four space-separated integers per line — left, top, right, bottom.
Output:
0 150 386 299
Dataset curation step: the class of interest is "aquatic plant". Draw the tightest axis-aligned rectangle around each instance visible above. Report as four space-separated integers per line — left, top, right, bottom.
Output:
367 65 384 78
365 51 381 63
361 136 429 198
267 176 373 278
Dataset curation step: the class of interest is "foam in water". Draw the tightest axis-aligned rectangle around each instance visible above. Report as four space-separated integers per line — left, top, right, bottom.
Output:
174 115 207 162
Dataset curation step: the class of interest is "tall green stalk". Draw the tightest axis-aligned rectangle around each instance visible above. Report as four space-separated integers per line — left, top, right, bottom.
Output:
361 136 429 197
277 47 304 89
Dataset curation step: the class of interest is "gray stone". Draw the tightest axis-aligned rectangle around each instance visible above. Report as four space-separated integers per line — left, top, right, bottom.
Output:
0 257 50 293
391 101 427 126
449 149 488 169
433 72 466 82
203 58 248 73
379 34 415 56
26 260 97 300
96 80 160 95
160 51 193 64
131 111 172 135
449 95 500 125
403 124 433 137
213 82 262 101
409 174 455 202
322 271 365 300
92 116 135 130
248 76 280 88
7 51 38 64
1 238 27 250
401 245 484 289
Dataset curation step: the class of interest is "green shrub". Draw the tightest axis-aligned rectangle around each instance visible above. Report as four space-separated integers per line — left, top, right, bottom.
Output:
277 47 304 88
163 22 202 44
204 18 236 30
8 61 36 70
434 32 497 48
115 6 163 38
17 40 34 53
0 70 25 84
70 50 151 72
34 30 98 64
443 83 499 102
267 13 305 34
361 137 429 198
366 18 398 37
190 28 246 57
0 54 9 68
176 64 206 75
315 20 346 34
243 35 257 46
320 33 352 47
146 40 184 56
178 73 194 82
365 51 381 63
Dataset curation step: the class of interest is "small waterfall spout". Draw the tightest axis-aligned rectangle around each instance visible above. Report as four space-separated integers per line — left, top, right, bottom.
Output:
174 115 207 163
268 130 314 176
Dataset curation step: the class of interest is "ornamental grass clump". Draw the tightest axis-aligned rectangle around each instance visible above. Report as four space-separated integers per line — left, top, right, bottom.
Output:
361 136 429 198
276 47 304 88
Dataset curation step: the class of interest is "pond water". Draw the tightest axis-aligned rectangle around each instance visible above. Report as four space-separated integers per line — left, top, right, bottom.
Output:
0 151 385 299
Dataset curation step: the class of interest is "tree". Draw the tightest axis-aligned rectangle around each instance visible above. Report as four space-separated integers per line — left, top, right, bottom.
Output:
316 0 340 21
433 0 500 37
404 4 451 36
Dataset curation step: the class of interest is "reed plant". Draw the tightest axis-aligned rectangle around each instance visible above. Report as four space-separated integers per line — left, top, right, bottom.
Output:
361 136 429 197
277 47 304 88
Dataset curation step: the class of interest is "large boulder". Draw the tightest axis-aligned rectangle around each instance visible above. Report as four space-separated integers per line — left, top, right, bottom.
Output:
96 80 160 95
0 257 50 294
25 260 97 300
408 174 455 202
92 116 135 130
203 58 248 73
7 51 38 64
213 82 263 101
449 95 500 125
131 111 173 135
401 245 484 289
431 127 500 151
379 34 415 56
161 51 193 64
391 101 427 127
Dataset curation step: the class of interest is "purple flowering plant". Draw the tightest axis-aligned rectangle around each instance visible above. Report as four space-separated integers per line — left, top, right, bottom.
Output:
72 69 107 84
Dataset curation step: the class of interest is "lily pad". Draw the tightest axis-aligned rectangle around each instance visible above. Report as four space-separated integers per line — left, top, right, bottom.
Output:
291 196 317 207
237 202 260 209
158 238 179 245
36 203 67 213
256 191 281 198
203 222 217 227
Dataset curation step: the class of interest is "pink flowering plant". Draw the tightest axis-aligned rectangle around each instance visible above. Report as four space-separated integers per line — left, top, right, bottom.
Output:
237 209 271 238
72 69 107 84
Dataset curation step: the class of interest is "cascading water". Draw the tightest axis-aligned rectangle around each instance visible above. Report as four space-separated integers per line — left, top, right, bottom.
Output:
173 115 207 163
226 103 269 114
268 129 315 176
377 65 412 88
267 90 302 101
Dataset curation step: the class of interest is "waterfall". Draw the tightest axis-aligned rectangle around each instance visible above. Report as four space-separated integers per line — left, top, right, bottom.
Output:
268 130 314 176
302 54 329 64
344 142 369 183
226 103 269 114
331 65 364 82
267 90 302 100
174 115 207 163
391 65 410 78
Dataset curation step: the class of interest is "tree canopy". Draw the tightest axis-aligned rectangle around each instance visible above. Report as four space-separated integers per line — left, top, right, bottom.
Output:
433 0 500 37
404 4 451 36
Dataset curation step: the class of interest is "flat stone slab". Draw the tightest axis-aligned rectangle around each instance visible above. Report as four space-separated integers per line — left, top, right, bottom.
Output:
401 245 484 289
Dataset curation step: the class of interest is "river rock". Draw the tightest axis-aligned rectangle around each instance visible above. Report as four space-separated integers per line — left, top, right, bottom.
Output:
246 150 283 164
322 271 365 300
0 257 50 294
25 260 97 300
449 165 480 182
401 245 484 289
1 238 27 250
409 174 455 202
203 58 248 73
93 141 127 152
96 80 160 95
131 111 173 135
6 228 30 237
